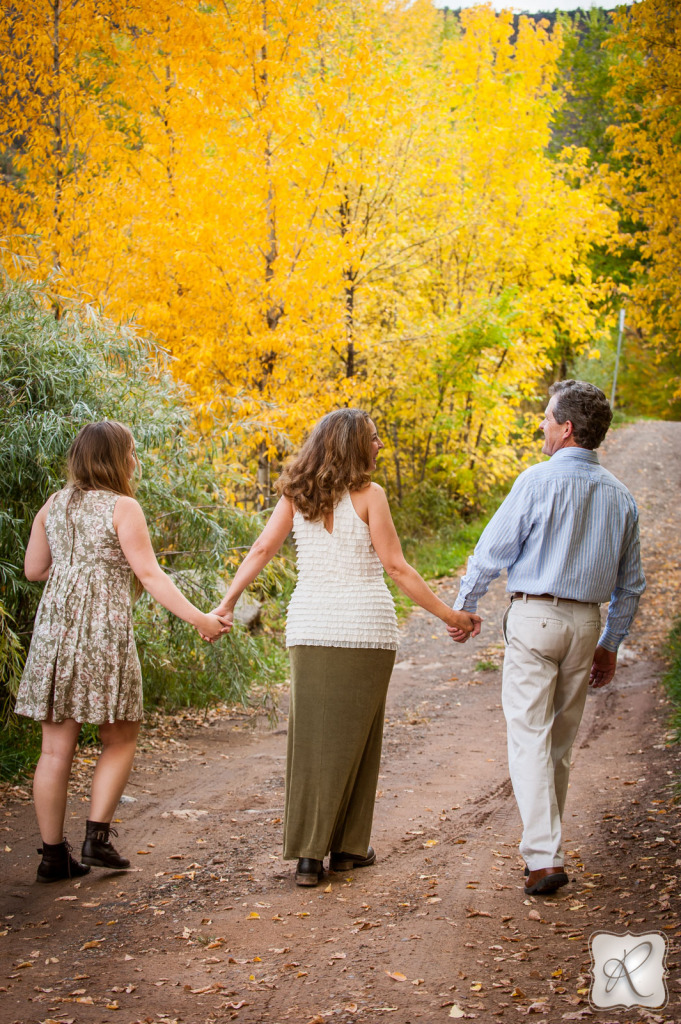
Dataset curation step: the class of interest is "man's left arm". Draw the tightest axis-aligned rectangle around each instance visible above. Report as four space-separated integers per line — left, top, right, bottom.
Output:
590 508 645 688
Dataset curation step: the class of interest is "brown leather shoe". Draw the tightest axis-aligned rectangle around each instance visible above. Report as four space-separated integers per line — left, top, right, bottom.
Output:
524 866 568 895
330 846 376 872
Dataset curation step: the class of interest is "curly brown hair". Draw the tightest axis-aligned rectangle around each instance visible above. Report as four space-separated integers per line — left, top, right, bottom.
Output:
276 409 374 522
67 421 139 497
549 380 613 450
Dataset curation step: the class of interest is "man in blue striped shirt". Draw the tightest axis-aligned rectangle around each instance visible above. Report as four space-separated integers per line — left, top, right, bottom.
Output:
451 380 645 896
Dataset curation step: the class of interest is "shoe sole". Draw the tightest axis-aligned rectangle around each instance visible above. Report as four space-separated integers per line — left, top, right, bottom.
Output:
330 854 376 872
295 871 322 886
36 868 91 883
81 856 130 869
524 871 568 895
36 873 83 883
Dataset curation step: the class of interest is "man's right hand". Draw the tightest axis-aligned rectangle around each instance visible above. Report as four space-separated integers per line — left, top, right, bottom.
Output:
589 645 617 688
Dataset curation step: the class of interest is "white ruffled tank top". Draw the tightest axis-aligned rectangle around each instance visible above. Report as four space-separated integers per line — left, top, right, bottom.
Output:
285 491 400 650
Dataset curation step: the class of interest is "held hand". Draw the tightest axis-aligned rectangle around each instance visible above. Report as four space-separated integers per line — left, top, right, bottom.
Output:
467 614 482 638
198 612 232 642
589 645 617 688
219 612 233 634
446 610 482 643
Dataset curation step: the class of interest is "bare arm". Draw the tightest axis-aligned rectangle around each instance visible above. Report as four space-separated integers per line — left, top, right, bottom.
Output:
212 497 295 622
24 495 56 582
359 484 481 637
113 496 226 640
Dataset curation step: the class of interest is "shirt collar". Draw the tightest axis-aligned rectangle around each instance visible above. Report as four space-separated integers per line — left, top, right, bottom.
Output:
549 446 600 464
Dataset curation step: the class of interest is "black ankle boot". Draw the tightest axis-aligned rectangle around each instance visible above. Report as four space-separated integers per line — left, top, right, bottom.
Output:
81 820 130 869
36 838 91 883
295 858 324 886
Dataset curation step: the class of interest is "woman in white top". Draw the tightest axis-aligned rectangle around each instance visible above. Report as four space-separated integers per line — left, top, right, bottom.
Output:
213 409 480 886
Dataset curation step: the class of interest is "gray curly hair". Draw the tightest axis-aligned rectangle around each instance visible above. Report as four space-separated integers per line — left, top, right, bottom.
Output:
549 380 613 450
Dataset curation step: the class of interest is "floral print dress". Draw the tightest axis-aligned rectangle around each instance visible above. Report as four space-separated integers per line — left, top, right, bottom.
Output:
15 487 143 724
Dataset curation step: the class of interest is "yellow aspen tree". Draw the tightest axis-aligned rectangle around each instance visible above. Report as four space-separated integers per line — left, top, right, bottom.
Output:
608 0 681 393
95 0 356 503
313 0 439 385
0 0 116 289
369 7 615 504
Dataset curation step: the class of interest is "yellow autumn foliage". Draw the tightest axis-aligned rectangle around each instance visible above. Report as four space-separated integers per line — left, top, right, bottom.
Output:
0 0 617 509
607 0 681 396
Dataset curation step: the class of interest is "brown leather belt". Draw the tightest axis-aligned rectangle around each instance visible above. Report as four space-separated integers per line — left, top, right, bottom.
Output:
511 592 597 606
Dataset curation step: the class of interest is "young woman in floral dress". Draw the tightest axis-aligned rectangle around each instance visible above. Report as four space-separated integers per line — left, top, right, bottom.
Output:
15 421 228 882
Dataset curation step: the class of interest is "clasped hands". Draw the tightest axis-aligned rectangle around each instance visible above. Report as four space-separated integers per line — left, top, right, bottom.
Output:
199 608 483 645
447 609 482 644
198 608 233 643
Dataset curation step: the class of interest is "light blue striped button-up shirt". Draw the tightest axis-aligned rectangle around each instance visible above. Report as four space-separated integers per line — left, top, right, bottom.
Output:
454 447 645 651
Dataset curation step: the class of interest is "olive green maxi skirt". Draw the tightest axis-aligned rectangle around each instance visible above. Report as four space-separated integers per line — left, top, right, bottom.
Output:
284 645 396 861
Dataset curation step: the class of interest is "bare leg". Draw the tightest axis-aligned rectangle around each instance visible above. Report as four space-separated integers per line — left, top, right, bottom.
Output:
89 720 140 822
34 719 82 844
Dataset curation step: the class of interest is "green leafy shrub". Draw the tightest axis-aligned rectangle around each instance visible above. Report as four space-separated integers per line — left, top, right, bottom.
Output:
0 275 288 778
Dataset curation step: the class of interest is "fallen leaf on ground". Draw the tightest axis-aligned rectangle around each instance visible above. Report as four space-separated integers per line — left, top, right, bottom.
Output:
386 971 407 982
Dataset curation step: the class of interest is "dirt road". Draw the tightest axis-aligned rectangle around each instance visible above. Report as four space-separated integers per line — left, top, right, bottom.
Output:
2 421 681 1024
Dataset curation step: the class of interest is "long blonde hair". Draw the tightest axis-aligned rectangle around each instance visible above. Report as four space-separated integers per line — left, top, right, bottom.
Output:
277 409 373 521
67 421 139 496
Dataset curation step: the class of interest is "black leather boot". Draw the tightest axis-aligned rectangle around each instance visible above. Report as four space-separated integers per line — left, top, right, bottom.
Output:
36 839 91 883
295 858 324 886
81 820 130 869
330 845 376 871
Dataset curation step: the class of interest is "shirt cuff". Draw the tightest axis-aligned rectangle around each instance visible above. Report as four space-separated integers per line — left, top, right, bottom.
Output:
598 629 623 653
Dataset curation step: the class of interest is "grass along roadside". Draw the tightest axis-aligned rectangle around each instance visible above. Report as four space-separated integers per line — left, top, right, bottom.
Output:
664 619 681 743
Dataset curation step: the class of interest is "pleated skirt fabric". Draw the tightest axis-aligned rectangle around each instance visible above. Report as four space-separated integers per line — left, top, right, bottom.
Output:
283 644 396 861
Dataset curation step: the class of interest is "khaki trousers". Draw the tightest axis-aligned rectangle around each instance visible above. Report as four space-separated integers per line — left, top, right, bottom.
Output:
284 645 395 861
502 596 601 870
